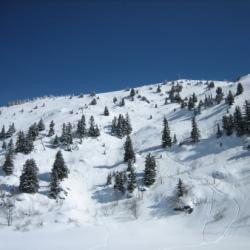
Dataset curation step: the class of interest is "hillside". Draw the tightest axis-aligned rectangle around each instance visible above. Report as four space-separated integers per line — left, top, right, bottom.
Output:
0 76 250 250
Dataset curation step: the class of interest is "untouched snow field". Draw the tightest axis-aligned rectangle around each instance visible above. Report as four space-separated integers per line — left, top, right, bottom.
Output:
0 75 250 249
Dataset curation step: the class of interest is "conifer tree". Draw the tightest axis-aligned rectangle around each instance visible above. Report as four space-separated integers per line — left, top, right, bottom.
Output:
120 98 125 107
88 116 100 137
188 97 194 110
7 139 14 155
177 178 185 197
124 135 136 163
76 115 86 141
38 118 45 131
28 123 39 141
90 98 97 105
52 151 69 180
215 87 224 104
106 173 112 185
2 152 14 176
24 133 34 154
49 171 61 199
234 106 244 136
0 125 5 139
2 141 7 150
216 124 222 138
192 92 198 103
124 113 132 135
48 120 55 137
52 135 60 148
190 116 200 143
114 172 125 193
222 114 234 136
162 117 172 148
15 131 26 153
104 106 109 116
243 100 250 134
173 134 177 144
236 82 244 96
130 88 135 97
127 161 136 193
143 153 156 186
226 90 234 106
157 85 161 93
19 159 39 193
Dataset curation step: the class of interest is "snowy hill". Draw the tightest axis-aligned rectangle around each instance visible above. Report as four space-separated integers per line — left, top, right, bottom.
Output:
0 76 250 250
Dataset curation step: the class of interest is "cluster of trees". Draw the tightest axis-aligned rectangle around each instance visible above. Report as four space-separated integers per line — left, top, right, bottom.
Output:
0 123 16 140
161 117 177 148
220 100 250 137
111 114 132 138
168 83 183 103
18 151 68 199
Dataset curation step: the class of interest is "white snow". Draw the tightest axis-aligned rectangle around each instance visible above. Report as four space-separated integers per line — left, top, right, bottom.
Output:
0 76 250 249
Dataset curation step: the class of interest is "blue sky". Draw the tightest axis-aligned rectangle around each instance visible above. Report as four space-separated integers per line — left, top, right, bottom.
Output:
0 0 250 106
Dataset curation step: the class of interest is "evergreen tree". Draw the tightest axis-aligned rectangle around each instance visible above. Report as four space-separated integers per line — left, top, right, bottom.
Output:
114 171 125 193
48 120 55 137
190 116 200 143
216 124 222 138
88 116 100 137
243 100 250 134
0 125 5 139
234 106 244 136
192 92 198 103
143 153 157 186
124 113 132 135
177 178 185 197
52 151 69 180
49 171 61 199
2 152 14 176
38 119 45 131
28 123 39 141
76 115 87 141
2 141 7 150
123 135 136 163
7 139 14 155
215 87 224 104
120 98 125 107
19 159 39 193
5 123 16 138
52 135 60 148
113 96 117 103
236 82 244 95
226 90 234 106
106 173 112 185
90 98 97 105
104 106 109 116
24 133 34 154
15 131 26 153
130 88 135 97
222 114 234 136
161 117 172 148
127 161 136 193
173 134 177 144
157 85 161 93
188 97 194 110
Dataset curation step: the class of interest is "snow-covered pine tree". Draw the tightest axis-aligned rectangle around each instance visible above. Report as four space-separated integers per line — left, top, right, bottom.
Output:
143 153 156 186
157 85 161 93
233 106 244 136
90 98 97 105
49 171 61 199
52 135 60 148
52 151 69 180
2 141 7 150
243 100 250 134
124 113 132 136
222 114 234 136
215 87 224 104
106 173 112 185
173 134 177 144
28 123 39 141
226 90 234 106
190 116 200 143
114 172 125 193
161 116 172 148
130 88 135 98
2 152 14 176
15 131 26 153
188 97 194 110
123 135 136 163
48 120 55 137
127 161 136 193
76 115 87 141
120 98 125 107
104 106 109 116
38 118 45 131
19 159 39 193
0 125 6 139
216 124 222 138
88 116 100 137
236 82 244 96
177 178 186 197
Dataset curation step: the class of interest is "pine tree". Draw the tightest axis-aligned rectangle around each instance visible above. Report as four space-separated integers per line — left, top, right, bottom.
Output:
173 134 177 144
192 92 198 103
234 106 244 136
5 123 16 138
114 172 125 193
226 91 234 106
88 116 100 137
19 159 39 193
90 98 97 105
216 124 222 138
15 131 26 153
0 125 5 139
52 135 60 148
236 82 244 96
177 178 185 197
188 97 194 110
130 88 135 97
106 173 112 185
124 113 132 135
48 120 55 137
161 117 172 148
143 153 156 186
215 87 224 104
76 115 87 141
243 100 250 134
120 98 125 107
49 171 61 199
222 114 234 136
190 116 200 143
24 133 34 154
38 119 45 131
104 106 109 116
157 85 161 93
2 141 7 150
2 153 14 175
28 123 39 141
127 161 136 193
52 151 69 180
123 135 136 163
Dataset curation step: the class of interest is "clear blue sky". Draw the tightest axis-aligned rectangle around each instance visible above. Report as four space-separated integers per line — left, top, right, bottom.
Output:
0 0 250 106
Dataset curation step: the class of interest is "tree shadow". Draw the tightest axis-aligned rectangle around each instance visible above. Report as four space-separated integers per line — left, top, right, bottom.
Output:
94 160 124 170
228 151 250 161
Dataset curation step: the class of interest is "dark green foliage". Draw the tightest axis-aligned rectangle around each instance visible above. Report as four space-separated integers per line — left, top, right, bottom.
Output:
143 153 156 186
3 153 14 176
124 135 136 163
113 96 117 103
127 161 136 193
215 87 224 104
111 113 132 138
28 123 39 141
191 116 200 143
2 141 7 150
38 119 45 131
52 135 60 148
208 81 215 89
222 114 234 136
120 98 125 107
0 125 5 140
236 82 244 95
192 93 198 103
216 124 222 138
130 88 135 97
173 134 177 144
5 123 16 138
52 151 69 180
162 117 172 148
226 91 234 106
19 159 39 193
188 97 194 110
177 178 185 197
48 120 55 137
76 115 87 140
157 85 161 93
90 98 97 105
233 106 244 136
15 131 34 154
88 116 100 137
49 171 61 199
243 100 250 134
104 106 109 116
60 123 73 145
114 171 126 193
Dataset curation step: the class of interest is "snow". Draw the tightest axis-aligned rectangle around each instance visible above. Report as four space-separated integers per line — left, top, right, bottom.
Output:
0 76 250 249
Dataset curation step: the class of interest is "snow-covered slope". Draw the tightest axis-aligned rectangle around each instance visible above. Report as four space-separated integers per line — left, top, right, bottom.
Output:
0 76 250 250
